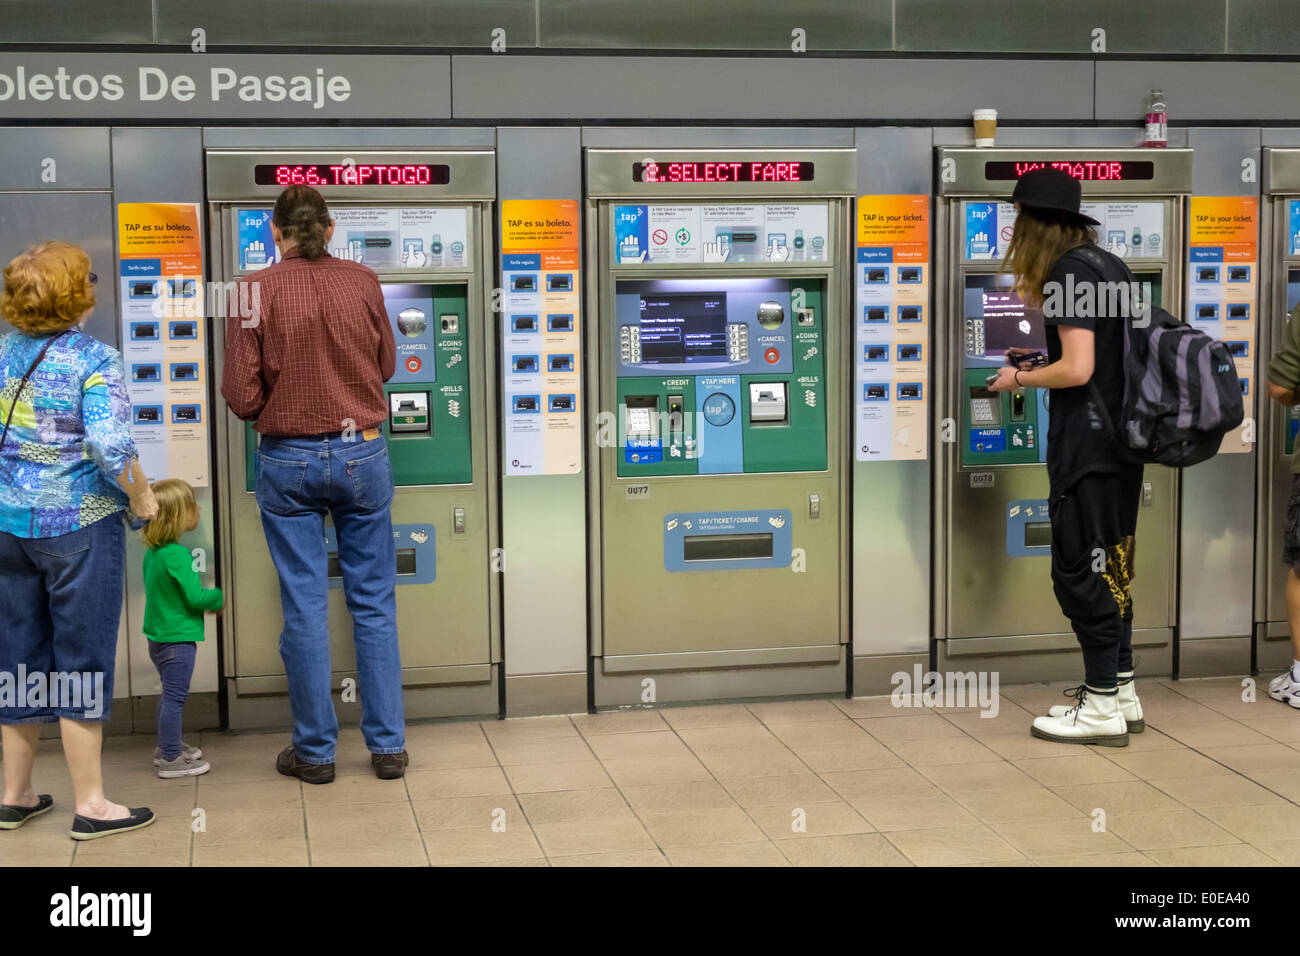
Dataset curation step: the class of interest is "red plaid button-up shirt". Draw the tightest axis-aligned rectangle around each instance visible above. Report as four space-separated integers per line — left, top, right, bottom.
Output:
222 248 396 436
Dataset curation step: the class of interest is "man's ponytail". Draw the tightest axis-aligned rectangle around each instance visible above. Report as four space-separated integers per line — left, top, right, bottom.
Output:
272 185 331 260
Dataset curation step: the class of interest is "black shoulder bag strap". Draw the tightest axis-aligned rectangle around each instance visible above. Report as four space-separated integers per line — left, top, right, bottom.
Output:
1062 244 1134 443
0 331 68 453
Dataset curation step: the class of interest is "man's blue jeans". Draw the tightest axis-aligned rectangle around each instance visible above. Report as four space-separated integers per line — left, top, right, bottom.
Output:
256 433 404 764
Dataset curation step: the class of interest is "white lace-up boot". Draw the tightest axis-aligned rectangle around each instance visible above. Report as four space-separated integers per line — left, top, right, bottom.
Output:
1032 685 1129 747
1048 675 1144 732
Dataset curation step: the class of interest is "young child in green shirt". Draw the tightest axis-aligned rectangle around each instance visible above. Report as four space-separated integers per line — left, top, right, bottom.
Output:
142 479 222 778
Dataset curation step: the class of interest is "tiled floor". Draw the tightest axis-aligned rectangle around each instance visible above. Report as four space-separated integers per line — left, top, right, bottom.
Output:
4 675 1300 866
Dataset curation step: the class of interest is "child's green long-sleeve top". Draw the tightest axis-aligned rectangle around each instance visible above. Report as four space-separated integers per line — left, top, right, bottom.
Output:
143 541 223 642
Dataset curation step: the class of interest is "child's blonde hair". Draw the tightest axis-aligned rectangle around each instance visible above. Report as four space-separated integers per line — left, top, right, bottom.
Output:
143 478 197 549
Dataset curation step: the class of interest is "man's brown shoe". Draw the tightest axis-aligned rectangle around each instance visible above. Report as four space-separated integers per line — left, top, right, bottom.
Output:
276 746 335 784
372 751 409 780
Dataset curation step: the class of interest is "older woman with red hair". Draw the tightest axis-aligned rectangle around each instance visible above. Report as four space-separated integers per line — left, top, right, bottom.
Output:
0 240 158 841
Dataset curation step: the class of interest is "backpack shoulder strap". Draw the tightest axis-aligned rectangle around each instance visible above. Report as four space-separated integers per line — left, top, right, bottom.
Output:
0 331 67 453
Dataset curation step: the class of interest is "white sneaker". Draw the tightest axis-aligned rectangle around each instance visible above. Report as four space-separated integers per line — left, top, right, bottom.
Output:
1032 686 1129 747
1049 681 1145 732
1268 671 1300 710
153 742 202 766
156 753 211 778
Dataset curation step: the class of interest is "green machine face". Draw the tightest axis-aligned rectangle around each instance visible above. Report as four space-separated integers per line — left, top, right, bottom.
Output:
613 278 827 476
245 282 472 488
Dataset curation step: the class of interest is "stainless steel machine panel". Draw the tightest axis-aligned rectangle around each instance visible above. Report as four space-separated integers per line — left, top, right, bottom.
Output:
206 147 500 704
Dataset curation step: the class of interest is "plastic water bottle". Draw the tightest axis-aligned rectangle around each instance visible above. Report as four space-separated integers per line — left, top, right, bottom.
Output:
1142 90 1167 148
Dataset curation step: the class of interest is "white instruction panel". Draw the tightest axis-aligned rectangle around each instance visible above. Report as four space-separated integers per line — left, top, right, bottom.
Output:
612 202 829 265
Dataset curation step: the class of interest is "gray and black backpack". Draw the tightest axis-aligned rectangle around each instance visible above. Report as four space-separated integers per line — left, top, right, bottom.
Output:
1064 245 1244 467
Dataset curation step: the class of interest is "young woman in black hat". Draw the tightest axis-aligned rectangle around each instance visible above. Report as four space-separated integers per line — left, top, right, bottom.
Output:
987 167 1144 747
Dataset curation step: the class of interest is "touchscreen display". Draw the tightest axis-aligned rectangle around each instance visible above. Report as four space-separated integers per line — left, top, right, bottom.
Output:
638 292 728 365
964 275 1046 358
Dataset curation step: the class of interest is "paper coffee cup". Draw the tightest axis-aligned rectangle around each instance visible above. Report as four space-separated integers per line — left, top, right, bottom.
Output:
973 108 998 148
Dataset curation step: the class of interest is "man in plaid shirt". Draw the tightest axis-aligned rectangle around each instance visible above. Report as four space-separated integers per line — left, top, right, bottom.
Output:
222 185 407 785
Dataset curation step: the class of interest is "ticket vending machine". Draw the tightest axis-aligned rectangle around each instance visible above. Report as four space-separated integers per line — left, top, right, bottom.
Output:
1256 148 1300 671
584 149 853 705
206 149 500 722
934 148 1189 681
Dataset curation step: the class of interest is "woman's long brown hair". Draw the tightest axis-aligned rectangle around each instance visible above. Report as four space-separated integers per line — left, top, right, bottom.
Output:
1003 206 1097 307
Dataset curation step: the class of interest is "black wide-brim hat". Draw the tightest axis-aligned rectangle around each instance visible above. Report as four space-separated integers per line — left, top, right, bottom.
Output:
1010 167 1101 225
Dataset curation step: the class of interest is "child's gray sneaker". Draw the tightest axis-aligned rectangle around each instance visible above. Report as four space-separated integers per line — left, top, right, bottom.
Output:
153 742 202 766
156 753 211 778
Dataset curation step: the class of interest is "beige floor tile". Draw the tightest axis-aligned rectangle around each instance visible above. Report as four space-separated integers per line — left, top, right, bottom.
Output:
1145 700 1236 723
1103 749 1233 780
1102 809 1238 850
1052 780 1183 814
1238 716 1300 743
747 699 846 724
194 806 305 846
764 720 873 748
571 710 668 736
180 752 285 785
3 847 76 866
998 682 1075 710
676 724 784 752
195 731 288 758
775 832 912 866
1202 803 1300 842
938 703 1039 738
551 849 671 867
516 788 633 824
112 783 200 813
1145 844 1277 867
481 716 577 742
854 714 968 742
658 704 759 729
98 736 164 766
489 735 596 766
1199 697 1282 721
717 772 838 808
888 824 1025 866
312 840 428 866
1014 753 1137 787
299 773 410 807
834 696 927 719
405 766 512 800
988 817 1130 859
1033 851 1155 866
619 780 738 815
598 755 708 789
402 719 491 745
193 777 302 812
1254 838 1300 864
977 732 1091 760
666 842 790 866
640 807 766 848
918 761 1041 794
792 740 907 773
404 741 499 772
73 844 192 866
952 787 1085 823
584 730 691 762
885 737 1002 767
411 795 522 831
533 817 657 857
821 766 941 800
1111 728 1189 752
1150 720 1272 748
193 838 308 866
1151 774 1285 809
847 790 981 832
506 760 616 793
307 802 419 844
693 747 806 778
1165 676 1254 699
748 801 874 841
1199 743 1300 775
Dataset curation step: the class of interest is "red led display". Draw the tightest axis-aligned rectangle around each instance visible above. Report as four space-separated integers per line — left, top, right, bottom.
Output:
632 161 814 184
253 164 450 187
984 160 1155 182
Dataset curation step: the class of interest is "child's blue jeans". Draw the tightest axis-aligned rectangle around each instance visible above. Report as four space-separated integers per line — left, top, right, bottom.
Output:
148 640 197 761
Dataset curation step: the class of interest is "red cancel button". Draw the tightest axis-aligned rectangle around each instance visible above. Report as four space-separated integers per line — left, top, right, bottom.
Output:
405 356 422 373
764 348 780 364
